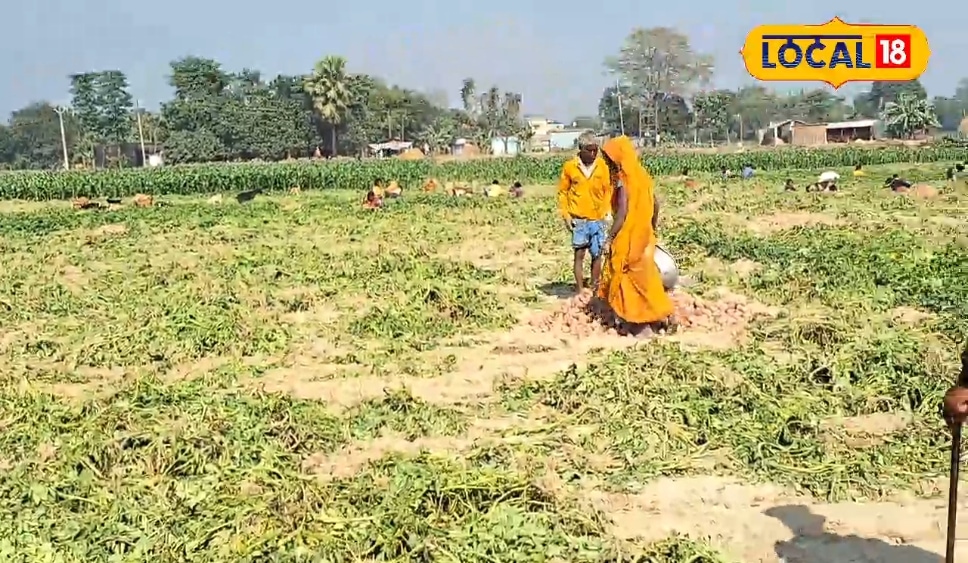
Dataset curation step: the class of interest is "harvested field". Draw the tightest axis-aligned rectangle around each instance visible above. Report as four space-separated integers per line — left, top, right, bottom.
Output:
0 162 966 561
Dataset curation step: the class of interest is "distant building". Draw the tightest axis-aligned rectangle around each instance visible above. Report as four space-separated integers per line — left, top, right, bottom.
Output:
94 142 162 168
759 119 880 146
549 129 590 151
367 139 413 157
451 138 481 156
525 116 565 134
824 119 880 142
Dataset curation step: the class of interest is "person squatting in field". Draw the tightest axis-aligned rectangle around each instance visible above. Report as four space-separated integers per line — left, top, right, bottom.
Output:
557 132 613 292
362 189 383 209
597 135 677 337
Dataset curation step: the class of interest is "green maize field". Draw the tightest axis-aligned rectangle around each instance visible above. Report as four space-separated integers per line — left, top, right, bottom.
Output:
2 145 967 200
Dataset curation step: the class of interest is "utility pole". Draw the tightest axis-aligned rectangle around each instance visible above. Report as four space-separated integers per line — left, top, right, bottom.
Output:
135 99 147 166
615 80 626 136
53 106 70 170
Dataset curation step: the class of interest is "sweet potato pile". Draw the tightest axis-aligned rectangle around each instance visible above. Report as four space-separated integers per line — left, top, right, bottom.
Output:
670 290 760 330
526 290 618 336
528 288 767 338
132 193 154 207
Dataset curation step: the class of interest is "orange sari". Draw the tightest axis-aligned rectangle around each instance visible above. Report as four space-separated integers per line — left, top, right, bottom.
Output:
597 136 674 324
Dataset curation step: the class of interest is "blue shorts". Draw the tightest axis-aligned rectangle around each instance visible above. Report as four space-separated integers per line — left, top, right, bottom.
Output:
571 218 607 258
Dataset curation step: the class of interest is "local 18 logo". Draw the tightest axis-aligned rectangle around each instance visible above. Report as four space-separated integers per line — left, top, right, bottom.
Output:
741 17 930 87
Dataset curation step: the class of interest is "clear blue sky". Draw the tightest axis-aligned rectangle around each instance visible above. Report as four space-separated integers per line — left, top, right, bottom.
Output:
4 0 962 120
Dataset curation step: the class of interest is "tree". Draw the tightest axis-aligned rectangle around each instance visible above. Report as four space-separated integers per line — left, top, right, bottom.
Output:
881 93 940 138
496 91 526 152
0 124 16 168
416 114 457 154
158 58 317 163
304 56 352 155
605 27 714 143
598 84 640 136
853 80 927 118
96 70 134 146
932 77 968 131
6 102 80 169
456 78 526 153
161 57 233 163
727 86 777 142
69 73 100 165
692 91 731 143
457 78 487 147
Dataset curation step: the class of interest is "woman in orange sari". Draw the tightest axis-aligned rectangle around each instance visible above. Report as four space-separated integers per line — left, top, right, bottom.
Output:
598 136 676 336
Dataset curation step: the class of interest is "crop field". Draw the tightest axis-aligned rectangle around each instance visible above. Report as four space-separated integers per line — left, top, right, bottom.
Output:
0 160 967 562
3 144 968 198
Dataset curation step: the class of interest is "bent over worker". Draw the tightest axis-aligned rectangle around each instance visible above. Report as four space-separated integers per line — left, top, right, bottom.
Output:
557 132 612 292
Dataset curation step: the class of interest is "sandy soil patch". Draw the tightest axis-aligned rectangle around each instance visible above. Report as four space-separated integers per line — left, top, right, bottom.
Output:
820 412 914 448
57 264 90 293
253 324 641 408
891 306 935 326
441 236 557 274
584 475 956 562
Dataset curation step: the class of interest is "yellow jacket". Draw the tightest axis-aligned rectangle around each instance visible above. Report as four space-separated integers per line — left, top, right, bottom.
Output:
557 157 612 220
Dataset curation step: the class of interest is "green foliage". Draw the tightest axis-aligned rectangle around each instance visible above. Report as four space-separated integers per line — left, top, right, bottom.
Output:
0 189 742 561
3 145 968 199
503 331 950 500
668 220 968 340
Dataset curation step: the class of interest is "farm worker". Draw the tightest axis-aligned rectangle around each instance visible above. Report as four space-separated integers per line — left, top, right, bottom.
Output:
942 348 968 426
853 164 866 177
741 164 754 179
598 135 675 337
885 174 911 191
813 171 839 192
485 180 504 198
557 132 612 292
818 171 839 183
372 179 386 198
385 181 402 198
362 189 383 209
423 178 440 192
509 181 524 198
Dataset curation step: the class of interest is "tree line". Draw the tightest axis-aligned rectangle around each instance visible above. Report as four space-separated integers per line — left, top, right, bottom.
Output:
1 26 966 170
595 28 964 143
0 56 531 170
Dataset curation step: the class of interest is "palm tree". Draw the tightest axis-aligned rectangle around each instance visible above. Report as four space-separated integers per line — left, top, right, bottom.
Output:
460 78 476 114
881 93 940 139
498 91 523 153
304 56 352 155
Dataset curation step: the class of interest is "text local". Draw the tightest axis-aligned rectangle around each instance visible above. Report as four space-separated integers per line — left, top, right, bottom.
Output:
761 35 870 69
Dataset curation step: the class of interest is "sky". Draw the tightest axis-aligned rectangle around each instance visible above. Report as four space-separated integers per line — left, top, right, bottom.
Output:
4 0 965 121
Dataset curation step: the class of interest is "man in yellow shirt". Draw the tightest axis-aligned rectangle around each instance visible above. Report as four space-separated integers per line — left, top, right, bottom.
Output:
557 133 612 292
485 180 504 197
